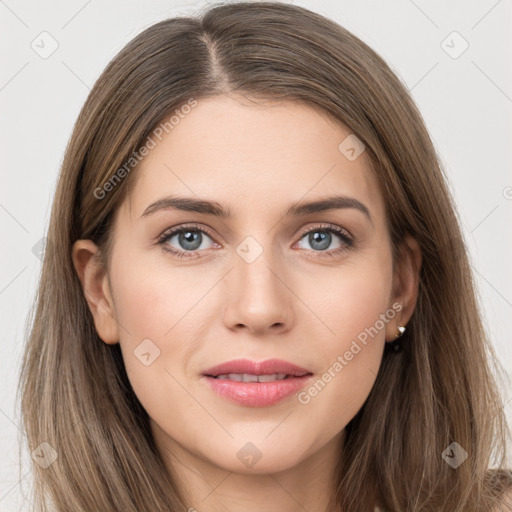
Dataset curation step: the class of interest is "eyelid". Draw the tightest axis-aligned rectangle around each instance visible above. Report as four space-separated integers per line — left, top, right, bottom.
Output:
157 222 217 244
295 222 353 241
158 222 353 244
157 221 354 258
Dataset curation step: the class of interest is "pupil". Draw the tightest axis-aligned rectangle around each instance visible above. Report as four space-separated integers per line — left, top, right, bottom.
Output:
180 231 201 250
310 231 330 251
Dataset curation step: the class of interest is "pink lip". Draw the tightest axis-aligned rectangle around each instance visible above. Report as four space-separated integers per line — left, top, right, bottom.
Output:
201 358 313 407
203 358 311 377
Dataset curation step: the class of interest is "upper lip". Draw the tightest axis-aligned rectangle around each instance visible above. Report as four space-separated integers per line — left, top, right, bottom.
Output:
203 358 312 377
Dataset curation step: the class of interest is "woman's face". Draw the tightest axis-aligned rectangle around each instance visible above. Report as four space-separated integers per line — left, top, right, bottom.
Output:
75 94 417 478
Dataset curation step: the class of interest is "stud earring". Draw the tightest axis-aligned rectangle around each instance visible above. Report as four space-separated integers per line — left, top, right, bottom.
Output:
386 325 406 353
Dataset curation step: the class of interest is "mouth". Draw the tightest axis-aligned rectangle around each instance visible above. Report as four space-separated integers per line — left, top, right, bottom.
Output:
207 372 308 382
202 357 312 379
201 358 313 407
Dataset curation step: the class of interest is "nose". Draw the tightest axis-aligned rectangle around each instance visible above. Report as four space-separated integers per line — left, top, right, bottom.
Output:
222 245 293 335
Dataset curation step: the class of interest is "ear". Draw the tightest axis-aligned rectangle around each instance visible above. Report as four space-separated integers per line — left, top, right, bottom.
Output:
71 239 119 345
385 234 422 342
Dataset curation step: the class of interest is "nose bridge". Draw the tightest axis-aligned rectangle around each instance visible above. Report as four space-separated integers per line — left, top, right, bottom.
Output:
235 233 283 301
223 233 292 332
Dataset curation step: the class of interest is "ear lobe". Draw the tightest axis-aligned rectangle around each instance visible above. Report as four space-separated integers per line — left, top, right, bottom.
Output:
72 239 119 344
386 235 422 340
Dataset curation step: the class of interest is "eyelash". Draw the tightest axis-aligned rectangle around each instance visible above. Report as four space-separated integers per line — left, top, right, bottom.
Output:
157 222 354 260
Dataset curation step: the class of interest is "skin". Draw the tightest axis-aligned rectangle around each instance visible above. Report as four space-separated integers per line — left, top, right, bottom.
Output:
73 94 422 512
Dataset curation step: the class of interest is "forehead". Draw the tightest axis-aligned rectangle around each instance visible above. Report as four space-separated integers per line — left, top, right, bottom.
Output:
122 94 385 225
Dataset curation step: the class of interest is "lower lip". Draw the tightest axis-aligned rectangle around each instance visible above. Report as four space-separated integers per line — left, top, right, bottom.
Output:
201 375 313 407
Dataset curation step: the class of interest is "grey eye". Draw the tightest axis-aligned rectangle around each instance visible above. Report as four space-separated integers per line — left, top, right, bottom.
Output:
298 230 343 251
165 229 214 252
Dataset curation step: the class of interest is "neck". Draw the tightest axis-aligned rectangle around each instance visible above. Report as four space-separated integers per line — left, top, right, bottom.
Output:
152 422 344 512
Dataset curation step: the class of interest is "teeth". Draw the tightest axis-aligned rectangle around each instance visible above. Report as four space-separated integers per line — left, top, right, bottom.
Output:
257 373 287 382
215 373 288 382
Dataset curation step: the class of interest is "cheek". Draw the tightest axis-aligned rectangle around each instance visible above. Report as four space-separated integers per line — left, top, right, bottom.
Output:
312 255 392 347
108 252 212 403
108 238 393 446
110 250 208 343
296 257 392 429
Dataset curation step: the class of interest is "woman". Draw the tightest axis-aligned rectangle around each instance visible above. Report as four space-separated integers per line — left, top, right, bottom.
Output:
19 2 512 510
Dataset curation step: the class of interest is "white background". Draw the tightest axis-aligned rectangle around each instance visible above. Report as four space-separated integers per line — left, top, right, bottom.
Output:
1 0 511 509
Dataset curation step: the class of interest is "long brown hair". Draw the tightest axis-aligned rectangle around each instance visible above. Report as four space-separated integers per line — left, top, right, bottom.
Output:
18 2 512 510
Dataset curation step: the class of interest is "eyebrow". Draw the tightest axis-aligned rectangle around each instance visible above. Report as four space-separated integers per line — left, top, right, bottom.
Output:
140 194 372 224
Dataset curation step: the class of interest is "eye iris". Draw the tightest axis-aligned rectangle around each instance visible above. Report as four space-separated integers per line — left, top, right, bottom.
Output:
166 227 342 254
179 230 202 250
309 231 331 251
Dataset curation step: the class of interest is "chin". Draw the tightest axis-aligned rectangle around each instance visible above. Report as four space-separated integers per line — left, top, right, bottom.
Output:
202 437 313 475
